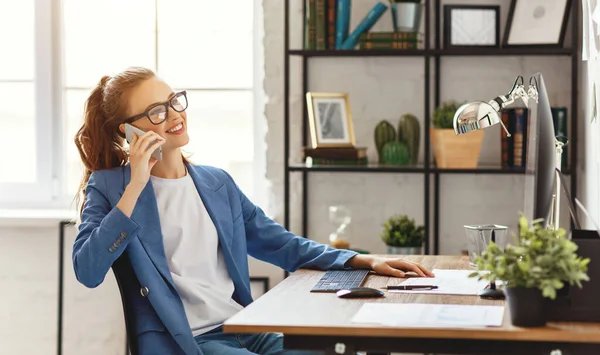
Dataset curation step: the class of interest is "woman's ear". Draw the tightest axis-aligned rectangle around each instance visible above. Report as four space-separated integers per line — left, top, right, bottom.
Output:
118 123 125 134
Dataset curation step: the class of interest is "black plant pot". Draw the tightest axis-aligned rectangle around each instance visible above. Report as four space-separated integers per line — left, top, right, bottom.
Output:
505 287 547 327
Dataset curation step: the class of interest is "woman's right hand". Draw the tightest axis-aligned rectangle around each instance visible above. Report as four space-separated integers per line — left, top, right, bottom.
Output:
128 130 165 189
117 131 165 218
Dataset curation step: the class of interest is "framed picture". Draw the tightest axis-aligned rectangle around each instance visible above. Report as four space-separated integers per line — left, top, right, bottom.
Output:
443 5 500 48
503 0 572 47
306 92 355 148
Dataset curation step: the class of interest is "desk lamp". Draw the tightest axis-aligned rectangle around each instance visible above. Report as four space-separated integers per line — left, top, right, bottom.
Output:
453 75 566 299
453 75 565 230
452 75 529 137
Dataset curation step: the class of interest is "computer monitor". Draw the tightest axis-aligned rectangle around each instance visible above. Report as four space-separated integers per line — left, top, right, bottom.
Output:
523 72 556 227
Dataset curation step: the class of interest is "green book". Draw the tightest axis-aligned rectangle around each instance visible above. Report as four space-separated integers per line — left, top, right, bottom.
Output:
551 107 568 170
304 0 316 49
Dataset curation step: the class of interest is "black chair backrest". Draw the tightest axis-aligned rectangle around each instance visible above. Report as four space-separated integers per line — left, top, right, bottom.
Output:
112 255 139 355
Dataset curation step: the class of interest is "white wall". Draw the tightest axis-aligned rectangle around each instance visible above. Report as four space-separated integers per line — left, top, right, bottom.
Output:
0 220 273 355
0 223 125 355
581 60 600 228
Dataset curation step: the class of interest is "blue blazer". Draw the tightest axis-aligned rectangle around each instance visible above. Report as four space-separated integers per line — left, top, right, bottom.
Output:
72 163 358 355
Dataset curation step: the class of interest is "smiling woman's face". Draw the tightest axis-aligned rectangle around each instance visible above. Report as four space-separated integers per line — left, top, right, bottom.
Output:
122 76 189 150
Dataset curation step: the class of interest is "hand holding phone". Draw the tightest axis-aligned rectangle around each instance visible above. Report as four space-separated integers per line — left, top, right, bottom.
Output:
124 123 165 188
125 123 163 161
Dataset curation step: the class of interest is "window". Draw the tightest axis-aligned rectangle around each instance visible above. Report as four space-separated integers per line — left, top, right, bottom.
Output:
0 0 54 206
0 0 35 185
0 0 263 209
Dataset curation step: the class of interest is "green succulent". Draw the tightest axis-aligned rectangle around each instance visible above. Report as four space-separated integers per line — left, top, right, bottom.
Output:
433 101 462 129
469 215 590 300
380 214 424 247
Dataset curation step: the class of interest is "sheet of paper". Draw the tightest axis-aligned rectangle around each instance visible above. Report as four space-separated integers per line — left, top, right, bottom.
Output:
351 303 505 328
387 269 490 295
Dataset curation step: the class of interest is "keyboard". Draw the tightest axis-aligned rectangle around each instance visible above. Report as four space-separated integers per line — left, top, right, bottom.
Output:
310 269 370 292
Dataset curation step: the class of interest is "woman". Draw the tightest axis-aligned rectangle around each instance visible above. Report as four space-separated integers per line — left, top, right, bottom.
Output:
73 66 434 355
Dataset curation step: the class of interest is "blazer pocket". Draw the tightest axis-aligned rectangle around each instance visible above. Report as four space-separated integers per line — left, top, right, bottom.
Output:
137 326 181 355
135 312 168 335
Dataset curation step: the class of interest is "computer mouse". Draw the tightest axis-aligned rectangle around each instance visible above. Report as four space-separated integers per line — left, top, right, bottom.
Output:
336 287 384 299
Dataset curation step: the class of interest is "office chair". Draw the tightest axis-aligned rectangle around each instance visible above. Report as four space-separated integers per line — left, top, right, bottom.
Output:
112 255 139 355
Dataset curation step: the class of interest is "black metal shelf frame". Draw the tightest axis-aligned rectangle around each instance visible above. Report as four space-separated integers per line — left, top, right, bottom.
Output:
282 0 579 256
288 164 573 175
288 47 573 57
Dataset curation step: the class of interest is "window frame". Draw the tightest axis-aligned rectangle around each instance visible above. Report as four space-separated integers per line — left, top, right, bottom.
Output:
0 0 266 212
0 0 59 209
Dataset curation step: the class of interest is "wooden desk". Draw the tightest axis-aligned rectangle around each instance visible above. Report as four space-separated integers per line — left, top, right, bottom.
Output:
224 255 600 355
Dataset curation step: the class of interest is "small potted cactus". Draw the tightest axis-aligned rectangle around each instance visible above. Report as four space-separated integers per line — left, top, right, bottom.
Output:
430 100 484 169
374 113 420 165
380 214 425 255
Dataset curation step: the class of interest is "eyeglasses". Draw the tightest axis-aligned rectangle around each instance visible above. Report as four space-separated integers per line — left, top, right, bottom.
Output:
124 90 188 125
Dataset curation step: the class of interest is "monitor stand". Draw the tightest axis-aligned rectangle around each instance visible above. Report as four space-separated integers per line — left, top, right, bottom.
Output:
478 283 505 300
478 229 506 300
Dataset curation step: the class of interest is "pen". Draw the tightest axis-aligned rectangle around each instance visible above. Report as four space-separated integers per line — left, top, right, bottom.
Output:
383 285 438 290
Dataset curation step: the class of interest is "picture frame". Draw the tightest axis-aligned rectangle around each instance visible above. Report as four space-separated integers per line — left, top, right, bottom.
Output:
503 0 572 48
443 5 500 49
306 92 355 148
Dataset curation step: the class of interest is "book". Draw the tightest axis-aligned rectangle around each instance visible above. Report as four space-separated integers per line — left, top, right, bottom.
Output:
335 0 351 48
303 146 367 160
359 31 420 42
512 108 528 168
307 157 369 165
551 107 568 170
340 2 388 50
500 110 513 168
358 40 418 50
315 0 326 50
305 0 316 49
326 0 337 49
499 108 528 169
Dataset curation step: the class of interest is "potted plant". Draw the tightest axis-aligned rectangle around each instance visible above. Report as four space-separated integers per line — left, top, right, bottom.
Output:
374 114 420 166
430 100 484 169
380 214 425 255
470 216 590 327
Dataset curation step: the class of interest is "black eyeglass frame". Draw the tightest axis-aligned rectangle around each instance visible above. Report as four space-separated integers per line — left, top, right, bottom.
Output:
123 90 188 125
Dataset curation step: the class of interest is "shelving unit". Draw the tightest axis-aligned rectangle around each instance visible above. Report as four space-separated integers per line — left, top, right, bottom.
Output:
282 0 579 255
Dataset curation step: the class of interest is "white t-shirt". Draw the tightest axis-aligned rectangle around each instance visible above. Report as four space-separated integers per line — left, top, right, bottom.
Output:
150 171 244 336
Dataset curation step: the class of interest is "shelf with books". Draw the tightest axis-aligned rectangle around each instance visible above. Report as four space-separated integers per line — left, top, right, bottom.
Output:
283 0 580 259
435 47 574 57
288 49 427 57
433 167 572 175
434 166 525 175
288 163 575 176
288 163 426 173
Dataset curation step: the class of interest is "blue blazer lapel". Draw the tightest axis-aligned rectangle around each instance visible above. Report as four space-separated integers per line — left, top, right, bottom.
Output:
122 166 177 292
186 164 234 252
121 164 237 288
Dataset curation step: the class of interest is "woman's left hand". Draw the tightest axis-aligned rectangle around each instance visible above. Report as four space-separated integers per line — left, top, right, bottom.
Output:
347 255 435 278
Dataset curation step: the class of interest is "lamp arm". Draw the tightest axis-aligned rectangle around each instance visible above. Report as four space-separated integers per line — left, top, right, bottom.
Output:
551 139 566 230
485 84 530 138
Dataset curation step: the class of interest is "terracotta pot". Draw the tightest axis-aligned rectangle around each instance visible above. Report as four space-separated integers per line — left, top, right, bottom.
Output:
430 128 484 169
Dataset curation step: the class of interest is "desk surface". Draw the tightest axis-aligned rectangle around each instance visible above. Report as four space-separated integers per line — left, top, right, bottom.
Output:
224 255 600 344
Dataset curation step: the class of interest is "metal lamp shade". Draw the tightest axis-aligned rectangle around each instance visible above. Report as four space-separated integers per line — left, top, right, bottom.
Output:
453 101 502 135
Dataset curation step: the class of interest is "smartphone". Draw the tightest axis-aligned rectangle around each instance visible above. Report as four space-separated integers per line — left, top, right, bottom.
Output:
124 123 163 161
